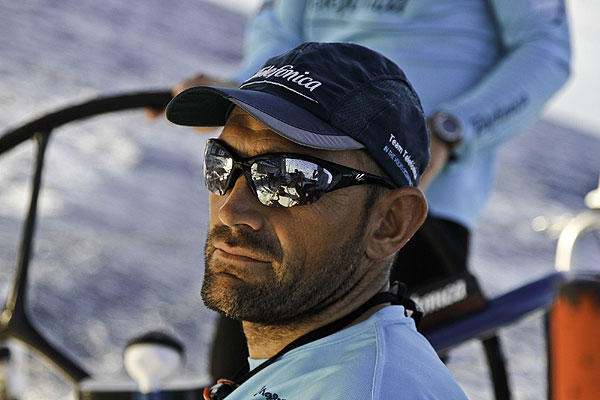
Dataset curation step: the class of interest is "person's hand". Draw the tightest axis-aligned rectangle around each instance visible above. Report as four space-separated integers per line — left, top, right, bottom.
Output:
418 132 451 191
146 73 238 131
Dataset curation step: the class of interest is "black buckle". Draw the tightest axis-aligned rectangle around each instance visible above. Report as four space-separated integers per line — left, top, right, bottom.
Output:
391 281 424 326
203 379 239 400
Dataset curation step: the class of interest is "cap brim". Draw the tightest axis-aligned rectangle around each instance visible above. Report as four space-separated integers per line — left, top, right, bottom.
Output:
166 86 364 150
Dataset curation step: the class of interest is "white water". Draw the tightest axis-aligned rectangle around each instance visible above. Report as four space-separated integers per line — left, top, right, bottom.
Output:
0 1 599 399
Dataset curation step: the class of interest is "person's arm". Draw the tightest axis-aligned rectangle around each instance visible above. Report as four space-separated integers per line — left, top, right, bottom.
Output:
434 0 571 162
229 0 307 84
172 1 306 95
148 1 306 121
174 1 306 94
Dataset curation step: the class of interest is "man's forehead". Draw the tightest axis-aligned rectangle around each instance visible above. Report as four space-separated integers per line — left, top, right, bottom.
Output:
222 107 310 154
226 106 267 129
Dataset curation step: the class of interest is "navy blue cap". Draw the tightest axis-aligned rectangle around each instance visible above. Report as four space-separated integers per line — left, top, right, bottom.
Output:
166 42 430 187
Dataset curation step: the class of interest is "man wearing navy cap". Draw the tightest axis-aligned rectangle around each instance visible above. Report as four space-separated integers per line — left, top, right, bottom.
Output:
167 42 466 399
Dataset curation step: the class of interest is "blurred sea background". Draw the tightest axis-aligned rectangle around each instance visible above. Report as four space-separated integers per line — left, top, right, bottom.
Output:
0 1 599 398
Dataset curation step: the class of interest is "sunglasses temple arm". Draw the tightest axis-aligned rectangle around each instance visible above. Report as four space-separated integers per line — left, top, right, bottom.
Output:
329 174 396 191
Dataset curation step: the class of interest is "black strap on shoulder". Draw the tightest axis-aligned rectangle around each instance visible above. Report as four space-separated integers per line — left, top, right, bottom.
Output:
204 283 421 400
390 281 423 325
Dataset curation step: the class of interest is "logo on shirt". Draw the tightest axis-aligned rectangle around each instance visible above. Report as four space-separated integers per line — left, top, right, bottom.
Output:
310 0 408 13
253 385 286 400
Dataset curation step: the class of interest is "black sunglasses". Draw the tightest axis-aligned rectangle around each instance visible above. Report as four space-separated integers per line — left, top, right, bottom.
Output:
203 139 396 207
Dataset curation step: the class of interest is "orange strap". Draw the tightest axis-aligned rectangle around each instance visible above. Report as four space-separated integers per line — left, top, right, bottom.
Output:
549 279 600 400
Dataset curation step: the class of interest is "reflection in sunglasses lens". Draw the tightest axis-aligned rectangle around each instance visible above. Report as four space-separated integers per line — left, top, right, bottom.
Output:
251 158 332 207
205 143 233 195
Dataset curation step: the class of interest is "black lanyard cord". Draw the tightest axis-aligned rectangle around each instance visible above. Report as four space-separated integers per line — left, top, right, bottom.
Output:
203 283 422 400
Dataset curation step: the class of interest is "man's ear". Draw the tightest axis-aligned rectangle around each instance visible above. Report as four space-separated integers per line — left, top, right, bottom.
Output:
365 187 427 260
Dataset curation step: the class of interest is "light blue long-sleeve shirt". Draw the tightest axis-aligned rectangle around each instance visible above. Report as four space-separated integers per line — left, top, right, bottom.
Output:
229 306 467 399
228 0 571 229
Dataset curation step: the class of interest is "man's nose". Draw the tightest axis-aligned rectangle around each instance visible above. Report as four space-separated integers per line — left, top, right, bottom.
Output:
216 175 265 231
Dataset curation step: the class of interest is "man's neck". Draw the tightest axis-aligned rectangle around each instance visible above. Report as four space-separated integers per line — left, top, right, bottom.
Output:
242 276 390 360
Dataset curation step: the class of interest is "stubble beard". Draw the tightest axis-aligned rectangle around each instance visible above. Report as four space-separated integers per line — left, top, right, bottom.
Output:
201 218 368 325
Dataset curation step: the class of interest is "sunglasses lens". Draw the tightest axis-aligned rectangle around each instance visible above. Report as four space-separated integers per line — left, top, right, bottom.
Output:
204 140 336 208
204 142 234 195
251 158 333 207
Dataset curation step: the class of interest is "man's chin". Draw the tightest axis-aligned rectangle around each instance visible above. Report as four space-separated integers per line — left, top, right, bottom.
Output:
201 276 257 319
202 290 319 325
201 286 283 323
211 271 243 285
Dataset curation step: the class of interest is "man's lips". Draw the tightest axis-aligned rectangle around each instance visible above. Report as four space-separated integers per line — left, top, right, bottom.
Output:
213 243 271 264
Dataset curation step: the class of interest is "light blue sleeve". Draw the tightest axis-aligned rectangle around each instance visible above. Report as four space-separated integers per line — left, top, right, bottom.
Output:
438 0 571 160
229 0 306 83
